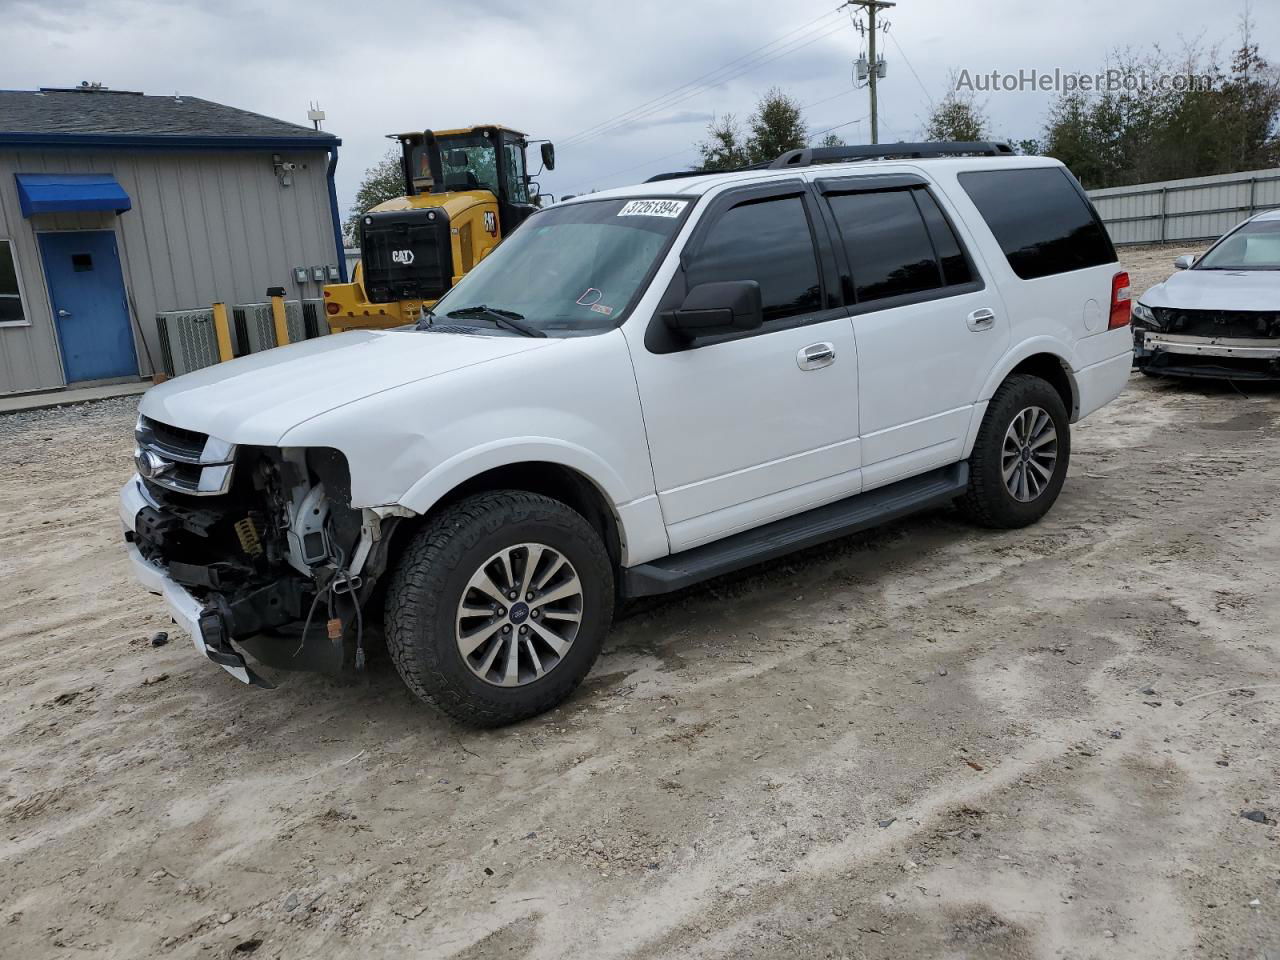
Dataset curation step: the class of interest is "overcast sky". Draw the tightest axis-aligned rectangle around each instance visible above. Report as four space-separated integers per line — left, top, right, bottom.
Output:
2 0 1274 214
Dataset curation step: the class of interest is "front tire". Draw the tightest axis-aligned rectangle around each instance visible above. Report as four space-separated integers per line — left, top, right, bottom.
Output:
384 491 614 727
958 374 1071 529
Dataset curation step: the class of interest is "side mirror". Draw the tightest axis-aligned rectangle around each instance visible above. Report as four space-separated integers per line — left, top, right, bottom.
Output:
541 142 556 172
1173 254 1196 270
663 281 763 339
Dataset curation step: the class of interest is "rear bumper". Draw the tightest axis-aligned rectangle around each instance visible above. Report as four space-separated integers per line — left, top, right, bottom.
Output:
1134 330 1280 380
119 477 264 686
1074 348 1133 420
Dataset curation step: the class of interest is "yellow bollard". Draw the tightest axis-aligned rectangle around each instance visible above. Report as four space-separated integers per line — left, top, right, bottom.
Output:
267 286 290 347
211 301 235 363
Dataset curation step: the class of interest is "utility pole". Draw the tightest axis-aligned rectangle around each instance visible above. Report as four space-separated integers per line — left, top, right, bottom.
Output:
843 0 895 144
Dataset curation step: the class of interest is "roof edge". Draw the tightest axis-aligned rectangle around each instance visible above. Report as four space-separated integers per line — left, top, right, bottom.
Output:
0 131 341 151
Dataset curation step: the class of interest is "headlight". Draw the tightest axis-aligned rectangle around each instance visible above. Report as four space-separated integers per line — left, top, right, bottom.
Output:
1132 301 1156 325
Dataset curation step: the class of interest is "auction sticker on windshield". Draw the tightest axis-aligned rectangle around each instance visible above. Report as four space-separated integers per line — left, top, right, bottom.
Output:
618 199 688 218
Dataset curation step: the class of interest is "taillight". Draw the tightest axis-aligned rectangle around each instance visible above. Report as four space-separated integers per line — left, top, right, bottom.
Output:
326 302 340 315
1109 271 1131 329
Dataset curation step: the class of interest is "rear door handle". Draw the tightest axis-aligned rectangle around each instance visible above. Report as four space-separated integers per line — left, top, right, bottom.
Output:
798 342 836 370
57 309 72 318
967 308 995 331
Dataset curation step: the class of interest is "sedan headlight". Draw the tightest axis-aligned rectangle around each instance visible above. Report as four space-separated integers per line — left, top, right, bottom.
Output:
1132 301 1156 325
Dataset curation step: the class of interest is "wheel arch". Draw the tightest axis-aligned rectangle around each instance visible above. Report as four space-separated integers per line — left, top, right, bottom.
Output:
390 443 633 574
979 339 1080 420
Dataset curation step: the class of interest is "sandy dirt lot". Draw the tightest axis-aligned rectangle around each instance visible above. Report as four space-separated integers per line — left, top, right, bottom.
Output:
2 244 1277 960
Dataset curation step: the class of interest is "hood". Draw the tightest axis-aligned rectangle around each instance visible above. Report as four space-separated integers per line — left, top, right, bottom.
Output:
1140 268 1280 312
139 330 556 445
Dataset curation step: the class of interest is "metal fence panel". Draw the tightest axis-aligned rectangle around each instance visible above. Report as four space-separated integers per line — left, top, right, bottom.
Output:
1087 167 1280 246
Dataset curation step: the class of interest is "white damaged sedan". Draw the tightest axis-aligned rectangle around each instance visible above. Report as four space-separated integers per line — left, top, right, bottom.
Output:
1134 210 1280 380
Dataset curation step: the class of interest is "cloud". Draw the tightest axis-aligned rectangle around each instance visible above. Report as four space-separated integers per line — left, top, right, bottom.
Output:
602 110 715 135
0 0 1272 204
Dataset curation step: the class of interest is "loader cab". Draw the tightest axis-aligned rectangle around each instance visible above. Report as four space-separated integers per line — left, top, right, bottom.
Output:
398 125 547 235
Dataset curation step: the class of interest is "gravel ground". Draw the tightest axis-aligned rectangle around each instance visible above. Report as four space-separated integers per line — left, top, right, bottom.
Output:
2 245 1277 960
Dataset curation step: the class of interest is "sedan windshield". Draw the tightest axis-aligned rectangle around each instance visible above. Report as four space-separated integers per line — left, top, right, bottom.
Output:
429 197 691 333
1196 219 1280 270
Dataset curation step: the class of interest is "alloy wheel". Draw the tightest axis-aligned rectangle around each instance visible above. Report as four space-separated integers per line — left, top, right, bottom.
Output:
455 543 584 687
1002 405 1059 503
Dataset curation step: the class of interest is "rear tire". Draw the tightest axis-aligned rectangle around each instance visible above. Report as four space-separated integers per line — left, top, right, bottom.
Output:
958 374 1071 529
384 491 614 727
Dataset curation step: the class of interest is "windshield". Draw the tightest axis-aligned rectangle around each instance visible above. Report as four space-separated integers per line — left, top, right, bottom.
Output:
436 135 499 195
429 196 692 333
1196 219 1280 270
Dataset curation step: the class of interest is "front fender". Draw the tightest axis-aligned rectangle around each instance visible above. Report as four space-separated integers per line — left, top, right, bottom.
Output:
398 437 630 514
395 440 669 568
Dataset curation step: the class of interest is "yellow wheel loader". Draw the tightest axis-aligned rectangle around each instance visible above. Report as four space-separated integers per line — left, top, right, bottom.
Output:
323 125 555 331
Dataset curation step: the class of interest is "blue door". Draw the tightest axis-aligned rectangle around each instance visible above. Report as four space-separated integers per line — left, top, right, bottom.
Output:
39 230 138 383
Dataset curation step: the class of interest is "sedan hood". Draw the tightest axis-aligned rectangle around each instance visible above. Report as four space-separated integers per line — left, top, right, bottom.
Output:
1141 268 1280 312
140 330 557 445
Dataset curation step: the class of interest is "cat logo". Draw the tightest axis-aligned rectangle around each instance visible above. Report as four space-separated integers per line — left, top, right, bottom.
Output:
391 249 415 265
483 211 497 235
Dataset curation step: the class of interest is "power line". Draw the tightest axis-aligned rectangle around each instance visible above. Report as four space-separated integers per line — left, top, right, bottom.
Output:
558 9 851 147
590 146 701 186
808 114 869 142
561 21 849 147
556 8 843 146
887 30 933 109
800 88 856 112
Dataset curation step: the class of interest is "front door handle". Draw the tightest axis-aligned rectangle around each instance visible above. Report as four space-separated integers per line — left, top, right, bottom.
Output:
798 342 836 370
57 309 72 318
967 308 995 331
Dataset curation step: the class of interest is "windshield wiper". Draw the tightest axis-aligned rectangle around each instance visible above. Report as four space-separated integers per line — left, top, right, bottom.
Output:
446 305 546 338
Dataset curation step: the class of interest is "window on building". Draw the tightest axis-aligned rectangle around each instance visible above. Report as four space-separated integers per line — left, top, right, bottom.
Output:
686 195 822 324
0 240 28 325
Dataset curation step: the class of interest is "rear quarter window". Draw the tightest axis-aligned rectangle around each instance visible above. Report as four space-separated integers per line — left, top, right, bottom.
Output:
959 167 1115 280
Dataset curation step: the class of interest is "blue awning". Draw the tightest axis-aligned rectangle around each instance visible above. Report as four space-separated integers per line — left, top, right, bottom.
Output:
14 173 132 217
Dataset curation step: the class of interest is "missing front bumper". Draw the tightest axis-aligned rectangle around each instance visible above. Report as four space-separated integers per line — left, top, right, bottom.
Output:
1134 331 1280 380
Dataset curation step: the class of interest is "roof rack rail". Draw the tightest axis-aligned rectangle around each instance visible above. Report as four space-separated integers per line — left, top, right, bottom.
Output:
643 142 1014 184
644 160 770 184
769 141 1015 169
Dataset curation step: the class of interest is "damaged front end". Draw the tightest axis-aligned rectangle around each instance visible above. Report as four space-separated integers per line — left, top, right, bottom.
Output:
123 415 401 685
1133 305 1280 380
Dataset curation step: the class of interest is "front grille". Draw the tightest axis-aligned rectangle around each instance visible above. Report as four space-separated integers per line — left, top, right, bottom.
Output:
135 416 237 497
1152 308 1280 339
143 417 207 461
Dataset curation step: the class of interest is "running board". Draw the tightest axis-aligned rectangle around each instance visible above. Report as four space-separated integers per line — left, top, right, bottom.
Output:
623 463 968 598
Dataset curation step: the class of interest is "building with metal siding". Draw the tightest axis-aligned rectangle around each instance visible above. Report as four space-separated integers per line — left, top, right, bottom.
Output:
0 87 345 395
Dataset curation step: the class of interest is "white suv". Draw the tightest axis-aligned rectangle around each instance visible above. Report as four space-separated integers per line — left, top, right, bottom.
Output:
120 142 1133 725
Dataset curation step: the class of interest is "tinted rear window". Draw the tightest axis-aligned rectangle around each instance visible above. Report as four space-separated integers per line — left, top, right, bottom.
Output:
826 190 943 302
959 167 1115 280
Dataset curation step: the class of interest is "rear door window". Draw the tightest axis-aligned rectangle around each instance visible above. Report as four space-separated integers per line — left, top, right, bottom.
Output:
826 190 940 302
685 195 822 324
959 167 1115 280
824 187 975 304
